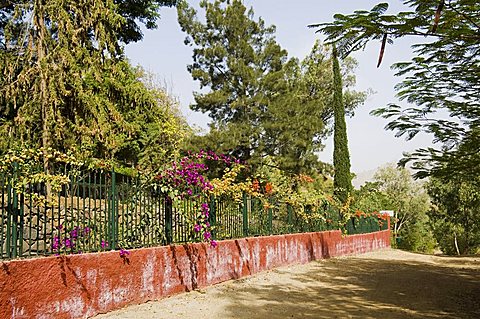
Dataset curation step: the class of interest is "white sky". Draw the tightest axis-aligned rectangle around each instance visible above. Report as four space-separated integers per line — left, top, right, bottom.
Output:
125 0 434 174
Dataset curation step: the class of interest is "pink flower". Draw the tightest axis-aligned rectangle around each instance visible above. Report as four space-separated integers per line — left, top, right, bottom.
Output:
119 249 130 257
210 240 218 248
194 224 202 232
203 232 211 240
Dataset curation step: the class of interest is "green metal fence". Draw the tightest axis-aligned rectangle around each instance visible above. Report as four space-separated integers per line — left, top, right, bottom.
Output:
0 167 387 260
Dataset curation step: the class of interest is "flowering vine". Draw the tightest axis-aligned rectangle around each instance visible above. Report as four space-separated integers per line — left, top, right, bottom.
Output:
155 150 239 247
52 225 92 254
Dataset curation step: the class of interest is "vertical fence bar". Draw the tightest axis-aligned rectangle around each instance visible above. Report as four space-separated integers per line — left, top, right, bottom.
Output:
209 195 216 240
242 192 248 237
109 169 117 250
6 175 11 258
27 185 33 257
87 172 92 252
93 171 98 251
98 170 105 250
1 173 4 259
287 204 293 233
18 192 24 257
165 196 173 245
268 205 273 235
12 163 19 258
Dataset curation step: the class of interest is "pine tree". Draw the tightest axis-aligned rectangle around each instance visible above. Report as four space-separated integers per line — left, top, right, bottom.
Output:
178 1 367 175
177 0 287 164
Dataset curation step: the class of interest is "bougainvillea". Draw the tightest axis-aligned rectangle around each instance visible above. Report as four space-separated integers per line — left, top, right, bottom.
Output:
155 150 240 247
52 225 92 254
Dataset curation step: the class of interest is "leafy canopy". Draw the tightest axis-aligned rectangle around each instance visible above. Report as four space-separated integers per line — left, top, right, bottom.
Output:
178 0 367 175
311 0 480 180
0 0 185 171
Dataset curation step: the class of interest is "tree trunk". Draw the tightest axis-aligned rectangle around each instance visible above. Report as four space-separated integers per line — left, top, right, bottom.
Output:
453 230 460 255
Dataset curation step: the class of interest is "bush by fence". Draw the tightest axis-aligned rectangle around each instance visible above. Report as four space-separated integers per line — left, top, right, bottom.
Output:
0 166 387 260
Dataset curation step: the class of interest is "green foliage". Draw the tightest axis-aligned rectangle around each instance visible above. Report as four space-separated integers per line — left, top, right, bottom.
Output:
0 2 186 172
115 0 178 43
177 0 286 162
352 181 393 214
398 212 437 254
311 0 480 180
332 45 353 204
353 164 435 253
427 176 480 255
178 1 367 176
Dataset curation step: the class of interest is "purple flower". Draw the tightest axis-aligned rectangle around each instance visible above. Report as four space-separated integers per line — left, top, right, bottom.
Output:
203 232 211 240
210 240 218 248
70 227 79 239
119 249 130 258
194 224 202 232
201 203 209 211
52 236 60 250
101 240 109 248
84 227 91 234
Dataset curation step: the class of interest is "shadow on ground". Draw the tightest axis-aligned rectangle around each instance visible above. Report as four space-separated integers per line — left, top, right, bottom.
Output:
220 255 480 319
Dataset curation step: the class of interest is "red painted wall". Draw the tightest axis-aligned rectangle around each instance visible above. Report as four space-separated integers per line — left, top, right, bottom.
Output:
0 230 390 319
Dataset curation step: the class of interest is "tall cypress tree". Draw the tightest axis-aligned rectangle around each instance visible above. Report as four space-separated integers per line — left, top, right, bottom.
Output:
332 44 353 203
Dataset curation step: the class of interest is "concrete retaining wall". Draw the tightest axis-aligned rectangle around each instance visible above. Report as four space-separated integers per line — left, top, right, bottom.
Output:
0 230 390 319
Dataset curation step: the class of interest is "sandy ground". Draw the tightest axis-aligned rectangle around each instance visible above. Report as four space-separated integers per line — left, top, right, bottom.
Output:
95 249 480 319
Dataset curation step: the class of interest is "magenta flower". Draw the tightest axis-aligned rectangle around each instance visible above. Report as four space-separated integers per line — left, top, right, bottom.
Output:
119 249 130 258
52 236 60 251
70 228 78 238
101 240 109 249
210 240 218 248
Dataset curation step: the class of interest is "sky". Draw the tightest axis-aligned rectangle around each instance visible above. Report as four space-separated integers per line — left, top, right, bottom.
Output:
125 0 434 175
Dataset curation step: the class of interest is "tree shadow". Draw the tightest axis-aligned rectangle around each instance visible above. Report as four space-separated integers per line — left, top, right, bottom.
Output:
218 256 480 319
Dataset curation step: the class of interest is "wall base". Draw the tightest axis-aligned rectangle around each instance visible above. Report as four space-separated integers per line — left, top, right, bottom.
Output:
0 230 390 319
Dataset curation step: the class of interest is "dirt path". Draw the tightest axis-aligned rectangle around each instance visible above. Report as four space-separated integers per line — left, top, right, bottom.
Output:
95 249 480 319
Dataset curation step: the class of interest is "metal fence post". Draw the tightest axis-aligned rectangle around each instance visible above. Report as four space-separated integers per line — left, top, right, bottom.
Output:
209 195 216 240
287 204 293 233
6 162 20 258
268 207 273 235
242 192 248 237
109 169 118 250
165 196 173 244
5 167 12 258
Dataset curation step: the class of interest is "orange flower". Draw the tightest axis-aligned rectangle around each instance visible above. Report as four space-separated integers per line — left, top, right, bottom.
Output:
298 174 314 183
252 179 260 191
265 182 273 194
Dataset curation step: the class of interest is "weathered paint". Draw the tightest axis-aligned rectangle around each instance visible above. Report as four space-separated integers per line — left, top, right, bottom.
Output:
0 229 390 319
